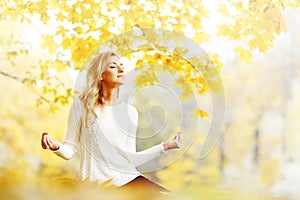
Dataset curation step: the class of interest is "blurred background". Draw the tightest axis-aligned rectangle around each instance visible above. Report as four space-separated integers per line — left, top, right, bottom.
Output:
0 1 300 199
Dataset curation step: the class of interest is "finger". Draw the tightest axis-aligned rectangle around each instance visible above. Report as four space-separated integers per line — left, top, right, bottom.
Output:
177 132 183 139
42 133 50 147
174 139 181 148
42 141 48 149
176 134 183 147
173 134 178 140
45 136 54 148
41 139 47 149
47 136 58 150
48 137 55 148
42 135 49 149
42 132 49 137
178 133 182 139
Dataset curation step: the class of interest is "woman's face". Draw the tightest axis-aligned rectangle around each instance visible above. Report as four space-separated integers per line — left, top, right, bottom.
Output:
101 56 124 87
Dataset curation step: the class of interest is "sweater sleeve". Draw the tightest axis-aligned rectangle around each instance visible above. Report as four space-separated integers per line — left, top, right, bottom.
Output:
124 105 167 167
52 97 82 160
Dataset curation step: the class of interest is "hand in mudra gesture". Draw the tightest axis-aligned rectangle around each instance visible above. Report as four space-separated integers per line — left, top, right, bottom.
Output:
41 131 183 152
163 131 183 151
41 132 60 151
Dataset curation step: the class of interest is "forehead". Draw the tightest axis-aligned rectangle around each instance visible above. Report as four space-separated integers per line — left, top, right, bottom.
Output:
107 56 122 64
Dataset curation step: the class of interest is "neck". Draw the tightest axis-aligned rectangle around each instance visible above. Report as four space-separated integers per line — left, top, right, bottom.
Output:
101 87 119 106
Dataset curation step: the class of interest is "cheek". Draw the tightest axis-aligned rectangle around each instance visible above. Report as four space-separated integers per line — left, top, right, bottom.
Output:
102 70 115 80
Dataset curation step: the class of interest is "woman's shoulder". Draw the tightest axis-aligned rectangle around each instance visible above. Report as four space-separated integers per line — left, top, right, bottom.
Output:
71 95 84 112
121 101 138 114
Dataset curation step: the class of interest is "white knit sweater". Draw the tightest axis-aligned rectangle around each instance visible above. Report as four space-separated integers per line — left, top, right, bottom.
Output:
53 97 166 187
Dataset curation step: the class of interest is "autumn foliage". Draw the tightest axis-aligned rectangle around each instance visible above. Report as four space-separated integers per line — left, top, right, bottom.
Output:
0 0 300 199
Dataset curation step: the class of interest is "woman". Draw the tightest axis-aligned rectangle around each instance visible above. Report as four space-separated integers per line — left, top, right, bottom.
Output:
41 51 182 193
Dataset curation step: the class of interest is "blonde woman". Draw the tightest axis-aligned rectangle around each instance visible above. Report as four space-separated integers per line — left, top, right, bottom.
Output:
41 51 182 193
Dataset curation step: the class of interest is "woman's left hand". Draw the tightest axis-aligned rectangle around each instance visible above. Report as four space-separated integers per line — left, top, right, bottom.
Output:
163 131 183 151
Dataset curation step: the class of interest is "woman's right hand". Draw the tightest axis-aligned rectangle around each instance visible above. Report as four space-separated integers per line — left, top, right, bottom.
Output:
41 132 60 151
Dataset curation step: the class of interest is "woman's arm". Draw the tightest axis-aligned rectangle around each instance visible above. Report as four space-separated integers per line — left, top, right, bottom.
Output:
124 106 182 167
41 97 83 160
125 132 182 167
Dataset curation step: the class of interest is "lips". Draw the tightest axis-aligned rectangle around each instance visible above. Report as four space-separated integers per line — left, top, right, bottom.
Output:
117 75 124 78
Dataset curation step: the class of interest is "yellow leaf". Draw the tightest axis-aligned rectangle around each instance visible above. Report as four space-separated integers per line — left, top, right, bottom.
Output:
192 109 210 119
248 35 268 52
53 60 66 72
74 26 84 34
209 53 224 71
193 31 209 43
217 24 231 37
234 47 252 64
206 79 223 94
217 4 230 18
41 34 58 53
134 70 159 87
40 13 50 24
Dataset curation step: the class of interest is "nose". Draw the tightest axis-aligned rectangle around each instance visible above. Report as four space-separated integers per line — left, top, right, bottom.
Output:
117 65 124 72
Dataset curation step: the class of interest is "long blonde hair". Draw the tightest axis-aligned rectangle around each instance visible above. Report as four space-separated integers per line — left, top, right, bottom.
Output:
79 51 120 127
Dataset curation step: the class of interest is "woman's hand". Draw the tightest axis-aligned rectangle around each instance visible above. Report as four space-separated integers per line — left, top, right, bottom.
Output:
41 132 60 151
163 131 183 151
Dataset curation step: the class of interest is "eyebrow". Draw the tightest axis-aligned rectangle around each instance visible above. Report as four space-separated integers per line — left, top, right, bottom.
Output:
110 61 123 66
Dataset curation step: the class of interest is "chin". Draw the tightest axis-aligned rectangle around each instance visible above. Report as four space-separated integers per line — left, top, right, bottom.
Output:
115 81 124 86
115 78 124 85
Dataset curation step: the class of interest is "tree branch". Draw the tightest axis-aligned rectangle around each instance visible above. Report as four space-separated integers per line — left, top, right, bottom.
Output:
0 70 22 81
0 70 51 104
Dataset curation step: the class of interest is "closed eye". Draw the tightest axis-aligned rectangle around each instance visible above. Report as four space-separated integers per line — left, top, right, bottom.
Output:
109 61 123 68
